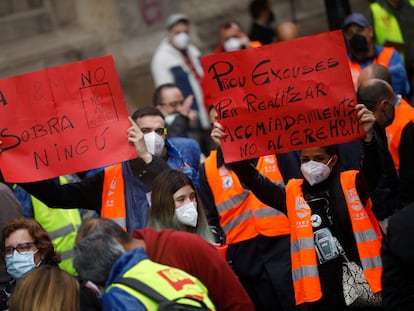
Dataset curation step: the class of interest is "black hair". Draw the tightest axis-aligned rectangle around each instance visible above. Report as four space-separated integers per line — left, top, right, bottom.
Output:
152 83 179 107
131 106 165 122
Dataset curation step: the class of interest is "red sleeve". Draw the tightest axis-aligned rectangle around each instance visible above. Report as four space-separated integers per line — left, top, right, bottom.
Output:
132 229 254 311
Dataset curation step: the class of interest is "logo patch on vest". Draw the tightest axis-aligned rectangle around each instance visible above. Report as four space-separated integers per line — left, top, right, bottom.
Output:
346 188 363 211
295 197 311 218
222 176 233 189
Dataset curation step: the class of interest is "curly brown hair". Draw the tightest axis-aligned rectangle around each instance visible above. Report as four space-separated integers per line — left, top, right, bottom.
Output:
1 218 61 264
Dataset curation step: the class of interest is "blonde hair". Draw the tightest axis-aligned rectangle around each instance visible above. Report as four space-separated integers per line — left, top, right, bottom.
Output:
9 265 79 311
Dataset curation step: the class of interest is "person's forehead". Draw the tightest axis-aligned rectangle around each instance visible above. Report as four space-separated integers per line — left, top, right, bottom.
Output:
300 147 329 157
222 24 241 38
169 22 189 34
345 24 367 35
162 87 183 100
5 229 32 245
136 115 165 128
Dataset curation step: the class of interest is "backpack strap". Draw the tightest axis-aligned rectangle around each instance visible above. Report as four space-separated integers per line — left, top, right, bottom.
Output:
114 277 209 310
115 277 168 304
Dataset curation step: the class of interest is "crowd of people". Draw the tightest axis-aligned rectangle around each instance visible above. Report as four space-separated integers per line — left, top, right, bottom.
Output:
1 0 414 310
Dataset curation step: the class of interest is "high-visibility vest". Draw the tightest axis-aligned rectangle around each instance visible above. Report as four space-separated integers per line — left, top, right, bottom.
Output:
32 176 81 276
101 163 127 230
107 258 215 310
370 3 404 49
348 47 394 89
385 97 414 170
285 171 382 305
204 150 290 244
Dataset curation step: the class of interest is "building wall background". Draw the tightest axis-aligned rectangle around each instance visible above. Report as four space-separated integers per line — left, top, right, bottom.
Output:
0 0 370 113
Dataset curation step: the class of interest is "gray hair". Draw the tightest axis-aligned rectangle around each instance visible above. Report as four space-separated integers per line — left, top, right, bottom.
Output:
73 233 125 286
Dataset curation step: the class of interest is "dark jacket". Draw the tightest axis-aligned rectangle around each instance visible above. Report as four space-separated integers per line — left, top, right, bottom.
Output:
229 139 381 310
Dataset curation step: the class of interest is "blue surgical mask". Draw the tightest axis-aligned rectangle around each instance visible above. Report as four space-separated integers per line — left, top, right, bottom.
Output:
5 250 39 279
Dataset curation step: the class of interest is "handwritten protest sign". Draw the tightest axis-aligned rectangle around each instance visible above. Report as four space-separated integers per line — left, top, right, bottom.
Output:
0 55 137 182
201 30 362 163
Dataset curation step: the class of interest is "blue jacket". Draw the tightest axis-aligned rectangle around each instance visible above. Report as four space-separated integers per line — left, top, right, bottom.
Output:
349 45 410 97
102 248 148 311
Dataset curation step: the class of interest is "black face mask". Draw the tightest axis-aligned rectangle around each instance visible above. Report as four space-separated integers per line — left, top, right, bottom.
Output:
349 33 368 54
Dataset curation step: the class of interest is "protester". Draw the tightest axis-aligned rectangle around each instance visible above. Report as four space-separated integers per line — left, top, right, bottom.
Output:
357 64 414 207
0 183 23 311
248 0 276 45
74 233 216 311
0 218 61 309
76 217 254 311
343 12 410 98
152 83 195 138
12 175 82 276
9 265 79 311
369 0 414 96
148 169 213 243
131 107 200 187
17 109 194 232
151 13 210 154
381 201 414 311
215 20 261 53
199 142 303 310
212 103 383 310
277 21 300 41
357 78 403 230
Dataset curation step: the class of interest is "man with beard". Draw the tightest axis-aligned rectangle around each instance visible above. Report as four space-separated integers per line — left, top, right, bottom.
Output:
343 12 410 98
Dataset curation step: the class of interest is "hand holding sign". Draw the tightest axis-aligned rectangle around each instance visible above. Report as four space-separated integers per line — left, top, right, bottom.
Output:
127 116 152 164
213 104 375 147
0 55 137 182
201 30 363 163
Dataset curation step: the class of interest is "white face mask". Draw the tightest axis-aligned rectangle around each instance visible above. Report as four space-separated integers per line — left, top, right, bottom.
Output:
143 132 165 157
300 158 332 186
172 32 190 50
175 201 198 227
224 37 241 51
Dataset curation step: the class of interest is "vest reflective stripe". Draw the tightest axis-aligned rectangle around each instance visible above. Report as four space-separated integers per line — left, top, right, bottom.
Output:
205 151 290 244
370 3 404 47
108 258 215 310
291 237 314 254
340 171 382 293
286 172 382 304
222 209 253 233
216 191 250 213
292 265 320 281
32 176 81 276
61 248 75 261
48 224 81 240
101 164 127 230
386 98 414 170
286 178 322 304
254 206 285 218
348 47 394 89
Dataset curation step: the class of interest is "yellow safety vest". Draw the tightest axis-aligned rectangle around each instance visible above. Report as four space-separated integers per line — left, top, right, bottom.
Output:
32 176 81 276
107 258 216 310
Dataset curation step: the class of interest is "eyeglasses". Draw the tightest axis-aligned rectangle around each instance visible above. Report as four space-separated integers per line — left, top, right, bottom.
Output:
140 127 167 136
4 242 37 256
160 100 184 108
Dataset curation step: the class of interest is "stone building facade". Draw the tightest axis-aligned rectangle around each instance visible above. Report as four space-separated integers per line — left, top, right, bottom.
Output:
0 0 370 112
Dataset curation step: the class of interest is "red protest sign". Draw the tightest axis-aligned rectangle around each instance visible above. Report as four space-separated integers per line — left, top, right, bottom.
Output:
0 55 137 182
201 30 362 163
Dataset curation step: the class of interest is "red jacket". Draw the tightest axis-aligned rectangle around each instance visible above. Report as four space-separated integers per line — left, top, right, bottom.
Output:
132 228 255 311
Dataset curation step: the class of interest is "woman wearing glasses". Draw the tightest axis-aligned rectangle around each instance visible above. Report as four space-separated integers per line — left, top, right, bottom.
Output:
0 218 60 310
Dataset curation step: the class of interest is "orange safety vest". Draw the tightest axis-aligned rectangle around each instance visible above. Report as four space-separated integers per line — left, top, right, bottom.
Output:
204 150 290 244
285 171 382 305
348 47 394 89
386 98 414 170
101 163 127 230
